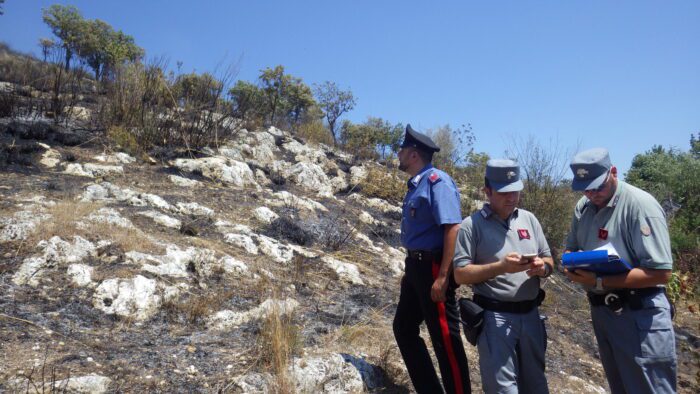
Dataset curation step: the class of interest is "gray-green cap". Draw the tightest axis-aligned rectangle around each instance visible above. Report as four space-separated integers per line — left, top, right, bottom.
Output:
485 159 523 192
569 148 612 191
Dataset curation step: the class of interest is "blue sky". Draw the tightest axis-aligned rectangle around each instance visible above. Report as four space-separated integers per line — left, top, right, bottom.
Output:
1 1 698 178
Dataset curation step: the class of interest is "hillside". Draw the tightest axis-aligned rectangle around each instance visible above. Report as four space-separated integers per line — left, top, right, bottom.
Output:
0 77 698 393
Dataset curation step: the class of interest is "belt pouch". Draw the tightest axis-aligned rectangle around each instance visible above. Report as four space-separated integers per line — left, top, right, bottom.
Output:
458 297 484 346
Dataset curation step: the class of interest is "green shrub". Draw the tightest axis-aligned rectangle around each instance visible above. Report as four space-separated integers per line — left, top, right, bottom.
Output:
298 120 334 146
107 125 140 155
359 166 406 205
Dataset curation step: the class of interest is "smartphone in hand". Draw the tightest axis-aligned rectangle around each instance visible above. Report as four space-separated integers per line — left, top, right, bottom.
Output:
521 253 537 263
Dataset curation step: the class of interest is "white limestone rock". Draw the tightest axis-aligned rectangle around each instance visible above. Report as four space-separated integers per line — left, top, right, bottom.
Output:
132 193 173 211
12 257 45 287
67 264 94 287
321 256 364 285
354 232 382 253
218 146 245 161
0 208 50 242
384 247 406 277
254 234 294 264
84 207 134 228
224 233 259 255
137 210 182 228
54 374 111 394
64 163 124 178
67 106 92 122
218 256 250 277
13 236 97 286
176 202 214 218
349 165 369 185
265 191 328 213
94 152 135 164
232 372 273 394
289 354 364 393
359 211 376 225
253 206 279 224
283 162 333 197
329 173 349 194
265 126 288 139
562 373 607 394
40 147 61 168
347 193 402 216
255 169 272 186
172 157 258 188
207 298 299 331
92 275 180 321
169 175 201 187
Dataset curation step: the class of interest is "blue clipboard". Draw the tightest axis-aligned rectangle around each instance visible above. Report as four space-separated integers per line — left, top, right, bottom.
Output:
562 250 632 275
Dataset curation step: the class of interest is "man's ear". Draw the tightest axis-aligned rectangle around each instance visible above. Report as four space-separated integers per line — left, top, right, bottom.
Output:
610 166 618 179
482 186 491 197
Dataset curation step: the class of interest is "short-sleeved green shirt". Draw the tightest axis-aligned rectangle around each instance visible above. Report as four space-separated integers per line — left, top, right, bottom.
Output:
565 181 673 270
453 205 552 302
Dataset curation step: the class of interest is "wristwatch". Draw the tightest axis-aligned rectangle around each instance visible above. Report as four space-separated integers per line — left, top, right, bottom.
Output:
595 276 604 292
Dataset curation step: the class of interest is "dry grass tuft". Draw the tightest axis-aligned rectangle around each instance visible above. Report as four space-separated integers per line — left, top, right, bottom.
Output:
23 200 102 251
257 302 301 394
88 223 165 255
162 290 235 325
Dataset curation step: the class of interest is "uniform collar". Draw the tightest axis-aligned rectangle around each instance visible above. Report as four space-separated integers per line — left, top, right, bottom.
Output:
480 204 519 220
408 164 434 188
606 181 623 208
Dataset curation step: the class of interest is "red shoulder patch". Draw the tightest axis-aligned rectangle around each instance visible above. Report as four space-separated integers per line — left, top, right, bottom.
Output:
428 172 441 183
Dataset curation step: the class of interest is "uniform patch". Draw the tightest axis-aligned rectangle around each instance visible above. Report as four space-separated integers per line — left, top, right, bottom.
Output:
428 172 441 184
410 208 416 218
641 225 651 236
517 229 530 240
598 228 608 240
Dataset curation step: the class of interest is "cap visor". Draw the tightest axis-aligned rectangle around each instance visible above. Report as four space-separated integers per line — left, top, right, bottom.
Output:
571 171 607 191
491 180 523 192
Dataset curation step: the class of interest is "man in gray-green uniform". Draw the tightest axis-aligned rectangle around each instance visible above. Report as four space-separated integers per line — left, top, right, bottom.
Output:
454 159 553 394
564 147 676 394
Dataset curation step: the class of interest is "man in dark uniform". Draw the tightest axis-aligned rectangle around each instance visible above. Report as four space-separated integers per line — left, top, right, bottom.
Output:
393 124 471 394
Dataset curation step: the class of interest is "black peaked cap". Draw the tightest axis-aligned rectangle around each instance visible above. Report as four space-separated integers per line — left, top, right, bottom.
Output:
400 124 441 153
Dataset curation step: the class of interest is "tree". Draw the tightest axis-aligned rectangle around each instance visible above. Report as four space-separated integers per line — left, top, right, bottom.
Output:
0 0 5 16
314 81 356 145
339 117 402 159
259 65 292 126
76 19 143 80
626 142 700 253
42 5 85 70
38 38 56 62
229 80 266 122
284 78 316 131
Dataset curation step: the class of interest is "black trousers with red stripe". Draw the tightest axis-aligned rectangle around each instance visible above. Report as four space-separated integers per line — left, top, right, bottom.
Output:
393 255 471 394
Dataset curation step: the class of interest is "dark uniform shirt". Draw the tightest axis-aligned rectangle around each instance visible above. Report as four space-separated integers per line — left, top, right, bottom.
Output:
401 164 462 250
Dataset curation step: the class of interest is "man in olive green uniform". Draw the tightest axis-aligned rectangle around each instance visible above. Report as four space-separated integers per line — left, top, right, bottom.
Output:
564 147 676 394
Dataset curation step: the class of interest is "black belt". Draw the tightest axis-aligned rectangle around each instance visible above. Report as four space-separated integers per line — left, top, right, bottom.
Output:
588 287 665 310
474 289 545 314
406 249 441 262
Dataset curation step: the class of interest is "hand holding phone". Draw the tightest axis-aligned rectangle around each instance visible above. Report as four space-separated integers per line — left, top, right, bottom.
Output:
521 253 537 263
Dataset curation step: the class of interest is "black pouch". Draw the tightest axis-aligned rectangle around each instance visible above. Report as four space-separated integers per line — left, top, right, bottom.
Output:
458 297 484 346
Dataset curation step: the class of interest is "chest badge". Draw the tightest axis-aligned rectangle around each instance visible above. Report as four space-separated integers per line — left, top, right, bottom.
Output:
517 229 530 240
641 225 651 236
598 228 608 240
